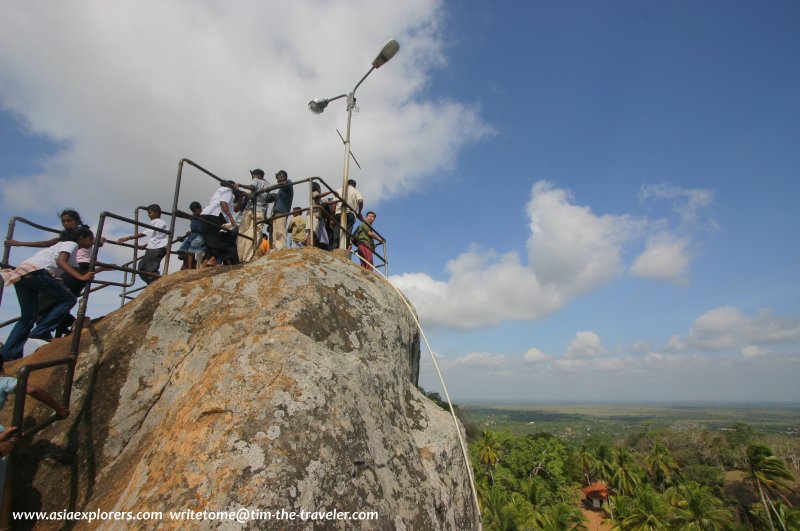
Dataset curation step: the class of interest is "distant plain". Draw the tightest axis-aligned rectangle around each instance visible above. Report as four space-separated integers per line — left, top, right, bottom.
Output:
460 402 800 441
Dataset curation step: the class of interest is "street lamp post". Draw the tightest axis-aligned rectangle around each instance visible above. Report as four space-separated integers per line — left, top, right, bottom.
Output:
309 39 400 250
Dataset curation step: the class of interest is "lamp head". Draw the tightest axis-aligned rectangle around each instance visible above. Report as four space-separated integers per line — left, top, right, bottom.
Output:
308 98 329 114
371 39 400 69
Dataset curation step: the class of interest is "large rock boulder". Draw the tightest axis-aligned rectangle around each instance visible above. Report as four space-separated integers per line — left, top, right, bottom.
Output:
8 249 478 529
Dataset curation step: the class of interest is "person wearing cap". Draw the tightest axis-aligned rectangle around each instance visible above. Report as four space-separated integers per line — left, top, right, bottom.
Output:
269 170 293 251
234 169 272 262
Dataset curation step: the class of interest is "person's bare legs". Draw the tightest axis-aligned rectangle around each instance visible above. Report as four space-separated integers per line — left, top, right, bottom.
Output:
26 384 69 418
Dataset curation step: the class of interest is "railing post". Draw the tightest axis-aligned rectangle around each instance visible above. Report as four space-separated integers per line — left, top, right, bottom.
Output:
165 159 186 275
308 179 316 248
0 217 15 308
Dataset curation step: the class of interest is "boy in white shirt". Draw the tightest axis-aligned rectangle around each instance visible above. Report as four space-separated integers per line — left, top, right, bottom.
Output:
118 204 168 285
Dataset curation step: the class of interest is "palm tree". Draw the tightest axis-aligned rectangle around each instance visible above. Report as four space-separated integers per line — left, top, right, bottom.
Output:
520 476 553 507
745 443 795 531
614 484 672 530
479 431 504 485
591 445 616 484
666 481 732 530
504 493 539 530
646 441 678 492
612 448 641 497
757 502 800 531
577 449 594 486
479 483 512 531
534 502 587 531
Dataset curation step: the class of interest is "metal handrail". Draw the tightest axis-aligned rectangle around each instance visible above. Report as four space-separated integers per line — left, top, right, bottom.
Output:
0 163 391 429
1 217 144 312
301 176 388 273
1 217 64 309
11 356 75 437
0 159 391 527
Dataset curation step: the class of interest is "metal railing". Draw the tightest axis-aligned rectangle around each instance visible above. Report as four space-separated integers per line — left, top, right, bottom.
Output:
0 158 390 524
1 161 391 426
168 160 388 273
1 217 125 311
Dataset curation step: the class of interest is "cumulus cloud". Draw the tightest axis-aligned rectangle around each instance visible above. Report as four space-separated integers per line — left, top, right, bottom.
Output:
564 331 607 359
684 306 800 351
628 183 717 284
523 348 553 364
630 233 691 282
527 182 640 292
391 181 640 328
391 177 719 330
0 0 491 216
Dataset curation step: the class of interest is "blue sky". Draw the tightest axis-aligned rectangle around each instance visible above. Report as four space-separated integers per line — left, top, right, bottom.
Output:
1 0 798 403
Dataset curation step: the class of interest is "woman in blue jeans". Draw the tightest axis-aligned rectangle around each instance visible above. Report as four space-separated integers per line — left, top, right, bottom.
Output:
0 227 95 361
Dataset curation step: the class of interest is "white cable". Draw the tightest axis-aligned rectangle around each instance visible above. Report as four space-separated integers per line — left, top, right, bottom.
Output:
349 251 482 529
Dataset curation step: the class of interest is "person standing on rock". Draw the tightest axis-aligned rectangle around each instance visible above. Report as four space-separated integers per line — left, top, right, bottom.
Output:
269 170 293 251
287 207 308 248
353 211 384 271
327 179 363 250
118 204 169 285
198 181 240 265
235 169 272 262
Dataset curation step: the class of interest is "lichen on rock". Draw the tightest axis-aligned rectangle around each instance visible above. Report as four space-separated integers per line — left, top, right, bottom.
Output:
9 249 477 529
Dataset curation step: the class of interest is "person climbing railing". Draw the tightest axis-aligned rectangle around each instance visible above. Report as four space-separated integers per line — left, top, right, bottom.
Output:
0 217 122 311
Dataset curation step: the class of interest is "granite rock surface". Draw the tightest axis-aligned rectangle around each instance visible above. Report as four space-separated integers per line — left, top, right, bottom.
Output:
9 249 477 530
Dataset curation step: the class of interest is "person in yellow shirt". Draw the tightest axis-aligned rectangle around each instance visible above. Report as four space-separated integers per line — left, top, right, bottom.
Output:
287 207 308 248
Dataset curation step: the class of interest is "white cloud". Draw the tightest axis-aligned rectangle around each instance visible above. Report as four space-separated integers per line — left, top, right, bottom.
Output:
565 331 607 359
391 181 640 328
639 183 715 227
685 306 800 351
741 345 768 359
0 0 490 217
523 347 553 364
455 351 508 369
391 178 719 330
642 352 699 369
552 357 625 373
630 233 691 282
427 351 509 374
664 335 687 353
631 341 652 354
527 182 640 294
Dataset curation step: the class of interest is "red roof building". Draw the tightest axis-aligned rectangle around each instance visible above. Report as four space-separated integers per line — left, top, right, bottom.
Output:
581 481 610 509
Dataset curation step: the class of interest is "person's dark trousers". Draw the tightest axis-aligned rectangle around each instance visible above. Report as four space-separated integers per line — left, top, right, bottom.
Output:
332 212 356 249
139 247 166 284
200 214 239 265
53 264 88 337
1 269 77 361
